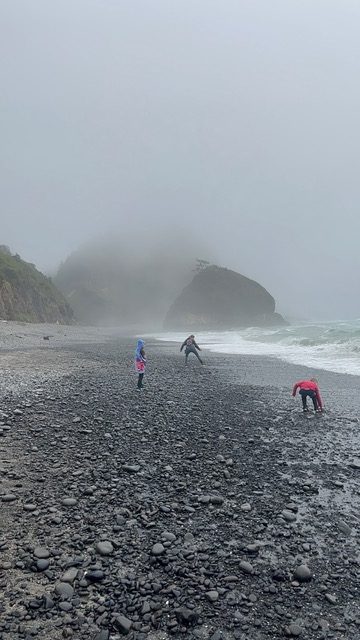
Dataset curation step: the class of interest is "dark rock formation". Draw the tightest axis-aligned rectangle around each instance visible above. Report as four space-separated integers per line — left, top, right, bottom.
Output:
0 247 74 324
165 265 287 329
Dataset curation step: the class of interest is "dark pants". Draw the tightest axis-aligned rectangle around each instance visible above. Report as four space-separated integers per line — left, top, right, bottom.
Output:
137 373 144 389
299 389 318 411
185 346 203 364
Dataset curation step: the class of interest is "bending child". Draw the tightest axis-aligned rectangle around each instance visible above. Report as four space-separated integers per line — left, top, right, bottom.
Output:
292 378 323 412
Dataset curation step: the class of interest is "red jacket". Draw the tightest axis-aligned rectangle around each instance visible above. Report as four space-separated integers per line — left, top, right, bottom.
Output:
292 380 323 410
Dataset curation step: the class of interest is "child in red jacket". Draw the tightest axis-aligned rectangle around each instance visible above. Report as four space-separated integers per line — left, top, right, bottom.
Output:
292 378 323 413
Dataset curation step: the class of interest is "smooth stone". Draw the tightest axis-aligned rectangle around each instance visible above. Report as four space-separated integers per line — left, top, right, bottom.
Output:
293 565 312 583
95 541 114 556
338 521 352 536
94 632 110 640
175 607 200 624
206 590 219 602
325 593 337 604
85 569 105 583
240 503 251 511
24 504 37 512
162 531 176 542
239 560 254 574
61 567 78 583
113 614 132 635
2 494 17 502
123 464 141 473
287 623 303 636
34 547 50 559
55 582 74 599
43 595 55 610
36 559 50 571
246 544 260 554
152 543 165 556
59 601 72 611
349 460 360 469
62 497 78 507
184 533 194 543
210 495 224 505
281 510 297 522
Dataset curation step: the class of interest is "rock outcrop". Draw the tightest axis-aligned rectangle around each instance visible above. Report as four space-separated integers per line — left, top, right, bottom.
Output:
165 265 287 329
0 247 74 324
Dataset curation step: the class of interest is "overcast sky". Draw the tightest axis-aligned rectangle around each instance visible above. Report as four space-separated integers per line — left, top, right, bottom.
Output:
1 0 360 319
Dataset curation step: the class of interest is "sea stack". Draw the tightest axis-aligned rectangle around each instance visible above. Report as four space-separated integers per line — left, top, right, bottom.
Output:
164 265 286 329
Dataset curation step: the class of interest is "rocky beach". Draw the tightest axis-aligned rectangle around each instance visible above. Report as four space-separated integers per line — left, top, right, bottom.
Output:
0 323 359 640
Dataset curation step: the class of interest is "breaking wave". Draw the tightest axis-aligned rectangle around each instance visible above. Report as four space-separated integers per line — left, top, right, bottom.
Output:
150 320 360 376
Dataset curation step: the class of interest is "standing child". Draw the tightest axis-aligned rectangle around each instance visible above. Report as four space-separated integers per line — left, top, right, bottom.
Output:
180 335 204 365
135 339 146 390
292 378 323 412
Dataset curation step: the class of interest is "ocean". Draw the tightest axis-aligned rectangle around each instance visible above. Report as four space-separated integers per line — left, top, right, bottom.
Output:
149 320 360 376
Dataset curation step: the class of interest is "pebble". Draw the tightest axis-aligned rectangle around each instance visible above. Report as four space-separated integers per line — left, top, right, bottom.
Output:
123 464 141 473
239 560 254 574
286 623 303 636
23 503 37 511
151 543 165 556
55 582 74 599
61 567 78 583
113 614 132 634
2 494 17 502
281 510 297 522
293 565 312 583
94 632 110 640
162 531 176 541
206 590 219 602
240 502 251 511
349 460 360 469
175 607 199 624
34 546 50 559
338 520 352 536
62 497 78 507
325 593 337 604
95 541 114 556
85 569 105 582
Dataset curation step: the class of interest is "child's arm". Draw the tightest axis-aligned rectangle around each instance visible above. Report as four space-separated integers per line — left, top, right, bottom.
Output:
292 382 300 397
315 387 323 410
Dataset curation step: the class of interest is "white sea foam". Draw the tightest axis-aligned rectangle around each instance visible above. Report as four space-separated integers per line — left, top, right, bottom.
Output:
148 320 360 376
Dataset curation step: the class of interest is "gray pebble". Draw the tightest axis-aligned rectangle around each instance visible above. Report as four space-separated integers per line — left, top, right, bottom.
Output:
293 565 312 583
152 543 165 556
95 541 114 556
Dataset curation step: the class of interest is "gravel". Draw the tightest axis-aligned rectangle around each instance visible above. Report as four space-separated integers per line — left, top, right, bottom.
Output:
0 327 359 639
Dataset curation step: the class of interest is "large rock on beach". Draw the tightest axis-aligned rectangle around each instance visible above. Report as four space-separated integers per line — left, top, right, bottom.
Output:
164 265 287 329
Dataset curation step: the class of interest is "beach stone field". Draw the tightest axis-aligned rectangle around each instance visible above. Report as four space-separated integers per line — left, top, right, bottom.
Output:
0 329 359 640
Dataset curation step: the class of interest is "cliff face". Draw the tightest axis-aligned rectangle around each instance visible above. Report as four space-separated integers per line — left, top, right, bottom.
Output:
0 247 74 324
165 265 287 329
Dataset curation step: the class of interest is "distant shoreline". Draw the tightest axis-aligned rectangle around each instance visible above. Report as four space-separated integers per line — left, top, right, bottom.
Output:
1 321 359 415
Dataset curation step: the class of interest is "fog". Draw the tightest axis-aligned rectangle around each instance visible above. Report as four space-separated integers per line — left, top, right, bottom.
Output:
1 0 360 320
